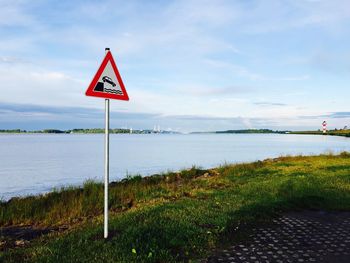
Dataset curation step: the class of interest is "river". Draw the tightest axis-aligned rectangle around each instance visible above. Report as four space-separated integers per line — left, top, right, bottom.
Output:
0 133 349 200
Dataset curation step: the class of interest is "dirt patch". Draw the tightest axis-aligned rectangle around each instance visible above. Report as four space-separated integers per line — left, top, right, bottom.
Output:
0 225 68 251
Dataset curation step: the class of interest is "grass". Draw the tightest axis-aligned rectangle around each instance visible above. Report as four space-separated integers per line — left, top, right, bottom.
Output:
0 167 207 226
291 129 350 137
1 153 350 262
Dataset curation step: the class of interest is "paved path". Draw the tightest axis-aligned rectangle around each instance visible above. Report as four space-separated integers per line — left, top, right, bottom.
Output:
205 211 350 263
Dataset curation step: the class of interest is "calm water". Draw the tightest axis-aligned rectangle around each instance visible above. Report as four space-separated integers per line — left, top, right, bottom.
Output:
0 133 349 200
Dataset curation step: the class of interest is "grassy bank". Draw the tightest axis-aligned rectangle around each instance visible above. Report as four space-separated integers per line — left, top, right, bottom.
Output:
291 129 350 137
1 153 350 262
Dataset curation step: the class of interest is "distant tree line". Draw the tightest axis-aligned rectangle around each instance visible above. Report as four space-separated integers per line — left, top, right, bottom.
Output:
0 129 26 133
70 128 155 134
0 128 156 134
0 129 67 134
215 129 288 134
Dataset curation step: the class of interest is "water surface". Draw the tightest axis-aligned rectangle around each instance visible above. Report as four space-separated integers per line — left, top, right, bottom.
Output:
0 133 349 200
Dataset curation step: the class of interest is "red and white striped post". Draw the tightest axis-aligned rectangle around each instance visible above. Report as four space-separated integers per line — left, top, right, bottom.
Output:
322 121 327 134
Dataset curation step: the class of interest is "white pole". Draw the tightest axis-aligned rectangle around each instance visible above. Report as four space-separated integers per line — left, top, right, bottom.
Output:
104 48 110 239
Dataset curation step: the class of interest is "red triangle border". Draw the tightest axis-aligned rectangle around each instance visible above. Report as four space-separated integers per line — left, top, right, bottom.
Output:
85 51 129 101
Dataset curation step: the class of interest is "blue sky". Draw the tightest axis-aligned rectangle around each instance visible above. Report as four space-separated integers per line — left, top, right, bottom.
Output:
0 0 349 132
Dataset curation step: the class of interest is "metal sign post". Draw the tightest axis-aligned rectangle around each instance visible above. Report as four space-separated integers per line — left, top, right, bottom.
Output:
104 97 110 238
104 47 110 239
85 47 129 239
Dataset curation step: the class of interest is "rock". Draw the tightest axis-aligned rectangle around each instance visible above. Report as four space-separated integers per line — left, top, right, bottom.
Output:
209 170 220 176
15 239 27 246
183 192 192 197
175 173 182 180
124 199 133 209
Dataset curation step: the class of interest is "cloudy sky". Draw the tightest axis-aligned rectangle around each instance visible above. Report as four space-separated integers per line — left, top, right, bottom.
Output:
0 0 349 132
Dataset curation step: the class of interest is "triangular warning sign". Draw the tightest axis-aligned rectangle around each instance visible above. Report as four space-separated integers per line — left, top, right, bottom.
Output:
85 51 129 101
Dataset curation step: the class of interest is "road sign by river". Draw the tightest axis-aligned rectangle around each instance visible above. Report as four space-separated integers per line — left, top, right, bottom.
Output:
86 48 129 238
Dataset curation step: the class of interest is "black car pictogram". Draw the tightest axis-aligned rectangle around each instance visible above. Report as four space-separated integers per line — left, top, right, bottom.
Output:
102 76 116 87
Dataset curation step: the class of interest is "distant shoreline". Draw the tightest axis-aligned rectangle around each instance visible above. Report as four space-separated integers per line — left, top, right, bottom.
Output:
0 128 179 135
1 128 350 137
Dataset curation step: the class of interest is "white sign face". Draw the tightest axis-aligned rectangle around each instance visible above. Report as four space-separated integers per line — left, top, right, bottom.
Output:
93 61 124 95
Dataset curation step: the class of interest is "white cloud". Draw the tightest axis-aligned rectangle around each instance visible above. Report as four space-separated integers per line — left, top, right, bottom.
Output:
30 0 240 59
0 64 85 107
203 58 310 82
232 0 350 34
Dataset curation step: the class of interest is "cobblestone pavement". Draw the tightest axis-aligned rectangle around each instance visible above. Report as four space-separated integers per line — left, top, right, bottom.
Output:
205 211 350 263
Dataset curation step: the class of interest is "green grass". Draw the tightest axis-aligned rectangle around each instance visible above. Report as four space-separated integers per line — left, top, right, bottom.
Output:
0 167 207 226
291 129 350 137
1 153 350 262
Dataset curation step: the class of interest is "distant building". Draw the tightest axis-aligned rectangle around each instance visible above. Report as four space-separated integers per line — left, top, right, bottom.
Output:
153 125 161 133
322 121 327 133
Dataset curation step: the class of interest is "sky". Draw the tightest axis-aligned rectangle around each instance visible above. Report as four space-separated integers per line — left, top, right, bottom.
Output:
0 0 349 132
